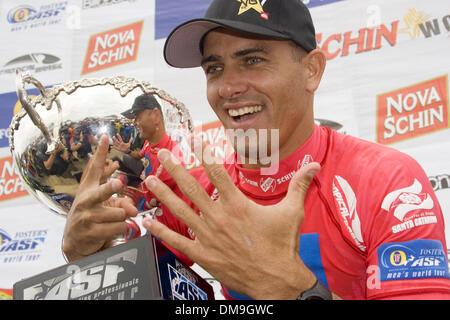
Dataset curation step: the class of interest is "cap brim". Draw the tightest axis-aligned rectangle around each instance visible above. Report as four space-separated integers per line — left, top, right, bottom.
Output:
121 108 135 119
164 18 290 68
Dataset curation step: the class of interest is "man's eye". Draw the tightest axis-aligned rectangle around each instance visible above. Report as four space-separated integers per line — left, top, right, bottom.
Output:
247 56 262 65
206 65 223 74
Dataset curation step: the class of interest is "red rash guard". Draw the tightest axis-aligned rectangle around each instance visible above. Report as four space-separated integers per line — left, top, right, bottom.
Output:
156 125 450 300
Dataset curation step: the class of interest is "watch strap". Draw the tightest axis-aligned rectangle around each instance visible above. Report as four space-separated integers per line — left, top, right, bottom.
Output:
297 280 332 300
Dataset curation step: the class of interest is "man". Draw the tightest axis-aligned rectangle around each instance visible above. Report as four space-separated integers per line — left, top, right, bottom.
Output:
63 0 450 299
40 141 70 176
113 94 184 204
70 127 97 159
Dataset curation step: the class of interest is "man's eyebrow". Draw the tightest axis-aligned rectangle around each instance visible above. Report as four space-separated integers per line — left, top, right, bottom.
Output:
201 54 220 66
201 46 269 66
232 46 267 58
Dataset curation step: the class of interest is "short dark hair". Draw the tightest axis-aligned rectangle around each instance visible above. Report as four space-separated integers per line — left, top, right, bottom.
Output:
289 41 307 63
133 94 162 114
121 93 164 120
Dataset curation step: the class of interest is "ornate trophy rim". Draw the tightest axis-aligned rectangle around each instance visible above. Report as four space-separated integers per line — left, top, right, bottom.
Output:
10 71 193 154
9 71 193 220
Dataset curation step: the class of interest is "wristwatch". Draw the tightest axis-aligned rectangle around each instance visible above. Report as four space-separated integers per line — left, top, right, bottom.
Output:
297 280 332 300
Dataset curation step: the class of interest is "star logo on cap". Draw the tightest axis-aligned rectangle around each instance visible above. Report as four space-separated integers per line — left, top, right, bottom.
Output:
235 0 269 20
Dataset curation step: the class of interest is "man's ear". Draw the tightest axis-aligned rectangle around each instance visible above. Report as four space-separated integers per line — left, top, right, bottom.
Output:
304 49 326 94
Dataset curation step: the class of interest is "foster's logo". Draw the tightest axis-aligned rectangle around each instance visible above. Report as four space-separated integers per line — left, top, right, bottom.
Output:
7 5 36 23
377 239 449 281
0 229 12 247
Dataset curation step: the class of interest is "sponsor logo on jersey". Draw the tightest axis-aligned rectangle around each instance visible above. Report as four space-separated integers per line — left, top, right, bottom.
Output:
332 176 366 252
377 239 449 281
168 264 207 300
382 179 437 234
257 154 313 193
259 176 276 193
239 171 258 187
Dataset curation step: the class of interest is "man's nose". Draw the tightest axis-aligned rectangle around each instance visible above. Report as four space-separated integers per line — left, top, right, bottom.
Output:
218 68 248 99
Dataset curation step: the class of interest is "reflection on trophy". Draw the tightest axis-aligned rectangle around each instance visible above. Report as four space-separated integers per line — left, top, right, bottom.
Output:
10 71 215 300
10 70 193 218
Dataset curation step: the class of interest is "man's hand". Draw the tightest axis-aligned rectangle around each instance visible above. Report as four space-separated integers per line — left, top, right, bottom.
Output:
112 133 131 153
142 143 320 299
62 135 138 261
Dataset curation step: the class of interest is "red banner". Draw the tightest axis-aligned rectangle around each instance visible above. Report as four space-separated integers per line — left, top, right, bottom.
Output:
0 288 13 300
0 156 29 202
82 21 143 75
377 75 449 144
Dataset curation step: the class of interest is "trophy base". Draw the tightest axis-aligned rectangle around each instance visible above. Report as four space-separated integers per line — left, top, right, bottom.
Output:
13 234 215 300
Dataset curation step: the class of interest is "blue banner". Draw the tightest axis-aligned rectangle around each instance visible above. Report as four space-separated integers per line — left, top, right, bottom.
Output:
154 0 345 40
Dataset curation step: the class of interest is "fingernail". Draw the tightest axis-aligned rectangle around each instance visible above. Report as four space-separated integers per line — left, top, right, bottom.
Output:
158 149 170 163
145 176 157 190
307 168 319 178
142 218 152 229
111 179 122 192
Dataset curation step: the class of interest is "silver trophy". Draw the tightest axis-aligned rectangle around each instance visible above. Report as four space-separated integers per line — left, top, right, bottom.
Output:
9 72 218 300
9 70 193 242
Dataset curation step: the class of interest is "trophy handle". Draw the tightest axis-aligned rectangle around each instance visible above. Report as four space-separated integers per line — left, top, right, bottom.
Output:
15 69 63 153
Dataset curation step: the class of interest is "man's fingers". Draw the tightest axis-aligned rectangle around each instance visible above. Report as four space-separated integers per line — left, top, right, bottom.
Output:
84 178 124 206
144 175 207 236
142 217 197 261
283 162 320 209
96 221 129 239
114 134 123 143
83 135 110 186
156 149 215 215
190 137 242 203
101 160 120 183
106 196 138 218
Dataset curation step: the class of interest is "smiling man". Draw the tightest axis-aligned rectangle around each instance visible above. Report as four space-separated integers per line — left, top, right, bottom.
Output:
142 0 449 299
63 0 450 300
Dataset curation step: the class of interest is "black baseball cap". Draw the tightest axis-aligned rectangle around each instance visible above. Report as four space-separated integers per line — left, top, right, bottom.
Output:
121 94 162 119
164 0 317 68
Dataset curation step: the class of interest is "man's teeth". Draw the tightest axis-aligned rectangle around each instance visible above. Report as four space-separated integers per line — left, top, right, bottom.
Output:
228 105 262 117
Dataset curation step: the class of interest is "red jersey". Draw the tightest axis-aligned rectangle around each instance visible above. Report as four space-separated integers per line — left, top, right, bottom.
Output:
138 133 183 209
156 125 450 300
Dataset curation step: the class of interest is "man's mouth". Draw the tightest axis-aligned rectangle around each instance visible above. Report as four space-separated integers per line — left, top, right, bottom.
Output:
228 105 262 122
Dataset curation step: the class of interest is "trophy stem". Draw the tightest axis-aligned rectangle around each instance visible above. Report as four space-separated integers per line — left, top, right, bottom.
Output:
15 69 60 153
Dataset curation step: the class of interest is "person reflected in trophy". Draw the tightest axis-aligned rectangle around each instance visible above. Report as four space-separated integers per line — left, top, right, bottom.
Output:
70 125 98 160
112 93 185 214
41 142 70 176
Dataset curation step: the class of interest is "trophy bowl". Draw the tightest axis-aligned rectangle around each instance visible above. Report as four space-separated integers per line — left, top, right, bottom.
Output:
9 71 193 219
